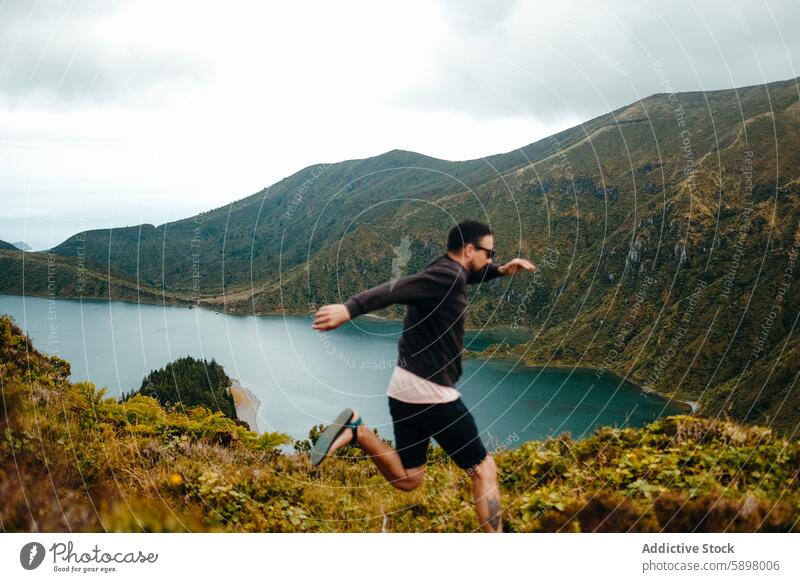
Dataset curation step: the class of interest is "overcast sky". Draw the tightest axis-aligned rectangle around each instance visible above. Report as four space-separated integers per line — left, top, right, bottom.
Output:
1 0 798 250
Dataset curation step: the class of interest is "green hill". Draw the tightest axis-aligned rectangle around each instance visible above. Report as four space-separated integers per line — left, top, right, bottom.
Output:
1 313 797 532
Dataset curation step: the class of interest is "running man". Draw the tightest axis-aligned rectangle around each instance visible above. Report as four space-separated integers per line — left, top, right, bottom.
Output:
310 220 536 533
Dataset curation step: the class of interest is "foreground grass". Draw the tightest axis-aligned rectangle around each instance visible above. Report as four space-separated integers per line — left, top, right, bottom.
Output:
1 314 798 532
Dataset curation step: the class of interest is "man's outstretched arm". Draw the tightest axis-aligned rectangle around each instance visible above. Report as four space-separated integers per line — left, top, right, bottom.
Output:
312 269 450 331
467 258 537 284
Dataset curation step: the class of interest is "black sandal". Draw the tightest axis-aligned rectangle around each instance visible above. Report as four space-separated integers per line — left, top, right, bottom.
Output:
311 408 362 466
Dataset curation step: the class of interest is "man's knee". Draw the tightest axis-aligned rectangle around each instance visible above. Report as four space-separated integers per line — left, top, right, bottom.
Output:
392 466 425 491
467 454 496 481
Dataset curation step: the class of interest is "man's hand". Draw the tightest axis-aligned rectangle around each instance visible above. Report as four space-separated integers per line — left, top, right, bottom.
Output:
498 258 537 276
312 304 351 331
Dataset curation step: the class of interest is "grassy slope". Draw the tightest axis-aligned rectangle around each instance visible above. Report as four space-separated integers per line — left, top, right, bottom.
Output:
1 314 798 532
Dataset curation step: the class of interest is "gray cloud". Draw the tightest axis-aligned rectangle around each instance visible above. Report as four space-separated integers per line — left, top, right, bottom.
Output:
396 0 800 125
0 0 207 107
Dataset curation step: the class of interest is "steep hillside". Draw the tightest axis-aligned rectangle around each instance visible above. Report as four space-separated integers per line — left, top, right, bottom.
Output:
483 77 800 437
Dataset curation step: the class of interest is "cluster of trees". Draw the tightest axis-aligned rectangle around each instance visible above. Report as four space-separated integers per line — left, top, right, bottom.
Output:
122 356 238 421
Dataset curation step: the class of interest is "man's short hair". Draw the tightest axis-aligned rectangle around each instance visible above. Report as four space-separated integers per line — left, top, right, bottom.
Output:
447 220 492 252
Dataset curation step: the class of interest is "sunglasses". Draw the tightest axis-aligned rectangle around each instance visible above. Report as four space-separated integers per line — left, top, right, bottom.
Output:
474 245 495 259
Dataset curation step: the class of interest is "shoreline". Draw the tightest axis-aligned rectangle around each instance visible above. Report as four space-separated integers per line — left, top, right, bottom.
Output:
229 378 261 432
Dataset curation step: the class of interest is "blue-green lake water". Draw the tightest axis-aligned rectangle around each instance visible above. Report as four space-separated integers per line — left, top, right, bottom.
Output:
0 294 687 450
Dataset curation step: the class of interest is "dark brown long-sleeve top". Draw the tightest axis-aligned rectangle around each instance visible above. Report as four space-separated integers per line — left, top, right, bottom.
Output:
344 254 504 387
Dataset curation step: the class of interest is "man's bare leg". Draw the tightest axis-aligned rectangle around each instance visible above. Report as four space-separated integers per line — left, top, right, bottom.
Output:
326 410 424 491
469 454 503 533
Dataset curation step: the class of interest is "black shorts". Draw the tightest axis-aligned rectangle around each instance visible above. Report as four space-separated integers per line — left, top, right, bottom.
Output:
388 396 488 471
